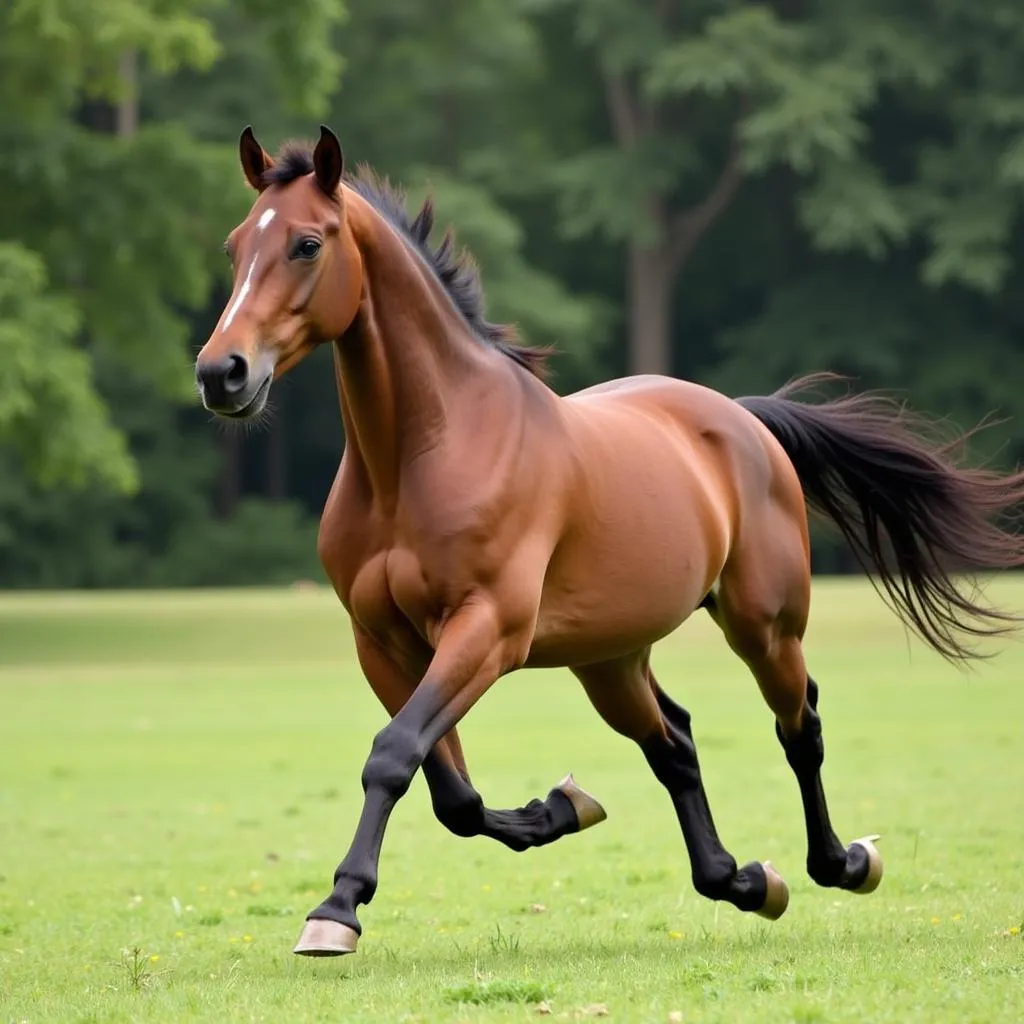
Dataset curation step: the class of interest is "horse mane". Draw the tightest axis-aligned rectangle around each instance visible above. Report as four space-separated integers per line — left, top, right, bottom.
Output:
261 142 552 380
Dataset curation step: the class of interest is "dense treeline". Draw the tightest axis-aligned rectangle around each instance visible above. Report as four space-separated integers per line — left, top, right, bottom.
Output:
3 0 1024 587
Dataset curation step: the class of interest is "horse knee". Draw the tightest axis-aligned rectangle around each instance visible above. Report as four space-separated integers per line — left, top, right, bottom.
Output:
361 722 423 799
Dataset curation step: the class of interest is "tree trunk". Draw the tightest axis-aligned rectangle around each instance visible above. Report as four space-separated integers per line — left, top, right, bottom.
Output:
116 50 138 137
627 240 672 377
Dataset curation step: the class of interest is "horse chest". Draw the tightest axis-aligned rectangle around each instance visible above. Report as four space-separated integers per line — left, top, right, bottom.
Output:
321 509 445 651
319 467 510 658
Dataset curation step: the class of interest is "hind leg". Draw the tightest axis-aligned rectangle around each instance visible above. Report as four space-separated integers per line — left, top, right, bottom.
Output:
355 626 605 852
573 651 789 919
710 530 883 895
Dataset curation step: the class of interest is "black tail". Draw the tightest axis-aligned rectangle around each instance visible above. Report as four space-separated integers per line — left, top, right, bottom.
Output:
737 372 1024 663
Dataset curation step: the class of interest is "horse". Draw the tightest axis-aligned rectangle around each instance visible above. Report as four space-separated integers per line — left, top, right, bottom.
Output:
194 124 1024 957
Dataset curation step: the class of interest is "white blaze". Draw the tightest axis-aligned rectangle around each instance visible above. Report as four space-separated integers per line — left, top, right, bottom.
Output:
222 254 258 331
221 208 275 331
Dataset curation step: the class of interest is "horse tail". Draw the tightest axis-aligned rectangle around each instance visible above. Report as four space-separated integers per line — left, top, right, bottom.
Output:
735 372 1024 663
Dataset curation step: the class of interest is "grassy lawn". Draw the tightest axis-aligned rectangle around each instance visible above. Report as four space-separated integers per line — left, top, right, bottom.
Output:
1 578 1022 1022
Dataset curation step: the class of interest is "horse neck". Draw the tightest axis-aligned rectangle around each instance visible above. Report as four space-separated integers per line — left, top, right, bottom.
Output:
332 193 507 505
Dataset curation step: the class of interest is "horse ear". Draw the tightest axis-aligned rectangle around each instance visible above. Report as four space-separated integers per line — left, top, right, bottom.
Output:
313 124 344 198
239 126 273 192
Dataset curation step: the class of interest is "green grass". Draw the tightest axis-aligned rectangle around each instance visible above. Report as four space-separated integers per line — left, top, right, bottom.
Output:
1 578 1023 1023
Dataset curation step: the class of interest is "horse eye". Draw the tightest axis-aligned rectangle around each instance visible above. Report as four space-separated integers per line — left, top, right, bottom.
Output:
293 238 322 260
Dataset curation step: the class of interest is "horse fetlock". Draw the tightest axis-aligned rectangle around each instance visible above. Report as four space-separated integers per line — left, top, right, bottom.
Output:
754 861 790 920
844 835 884 894
694 860 789 919
433 792 485 837
553 773 607 831
806 851 850 888
330 860 378 908
691 855 743 903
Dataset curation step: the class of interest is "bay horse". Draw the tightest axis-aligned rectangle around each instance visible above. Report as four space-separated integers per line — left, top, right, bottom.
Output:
195 124 1024 957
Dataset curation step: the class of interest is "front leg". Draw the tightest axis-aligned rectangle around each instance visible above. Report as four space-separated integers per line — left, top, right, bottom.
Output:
424 749 605 851
294 601 513 957
352 626 606 855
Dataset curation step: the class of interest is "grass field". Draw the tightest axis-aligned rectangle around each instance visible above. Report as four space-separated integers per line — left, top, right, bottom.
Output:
1 578 1022 1023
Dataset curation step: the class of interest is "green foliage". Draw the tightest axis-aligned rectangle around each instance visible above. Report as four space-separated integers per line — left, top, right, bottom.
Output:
2 123 247 398
4 0 1024 587
0 244 135 493
236 0 347 116
0 0 219 116
647 0 1024 295
157 499 324 586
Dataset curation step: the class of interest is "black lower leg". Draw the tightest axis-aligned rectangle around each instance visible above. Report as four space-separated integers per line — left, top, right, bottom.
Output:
422 751 579 852
308 716 429 933
647 684 772 913
775 677 872 890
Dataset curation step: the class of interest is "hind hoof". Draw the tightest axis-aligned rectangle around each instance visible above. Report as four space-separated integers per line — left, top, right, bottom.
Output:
293 918 359 957
849 834 883 895
755 861 790 920
556 773 607 831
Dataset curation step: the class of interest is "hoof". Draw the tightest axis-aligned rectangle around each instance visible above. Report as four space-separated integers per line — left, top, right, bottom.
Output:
755 861 790 921
556 773 608 831
293 918 359 957
849 834 883 895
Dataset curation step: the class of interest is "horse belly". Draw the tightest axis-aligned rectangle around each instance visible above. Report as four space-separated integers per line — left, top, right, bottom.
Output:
527 460 727 667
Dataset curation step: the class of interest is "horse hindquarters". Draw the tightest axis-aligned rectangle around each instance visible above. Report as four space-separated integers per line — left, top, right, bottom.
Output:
704 408 883 897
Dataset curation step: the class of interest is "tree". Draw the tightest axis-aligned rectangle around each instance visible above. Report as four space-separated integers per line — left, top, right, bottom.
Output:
6 0 1024 589
535 0 1024 379
0 244 134 492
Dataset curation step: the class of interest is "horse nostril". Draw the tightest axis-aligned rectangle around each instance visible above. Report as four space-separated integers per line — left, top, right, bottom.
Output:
196 353 250 407
223 353 249 395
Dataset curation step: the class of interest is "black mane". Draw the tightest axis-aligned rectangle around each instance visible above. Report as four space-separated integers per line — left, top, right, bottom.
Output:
262 142 551 380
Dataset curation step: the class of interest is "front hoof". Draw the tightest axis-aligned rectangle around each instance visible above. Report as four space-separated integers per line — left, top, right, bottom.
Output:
755 861 790 921
556 772 608 831
293 918 360 957
849 834 883 895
